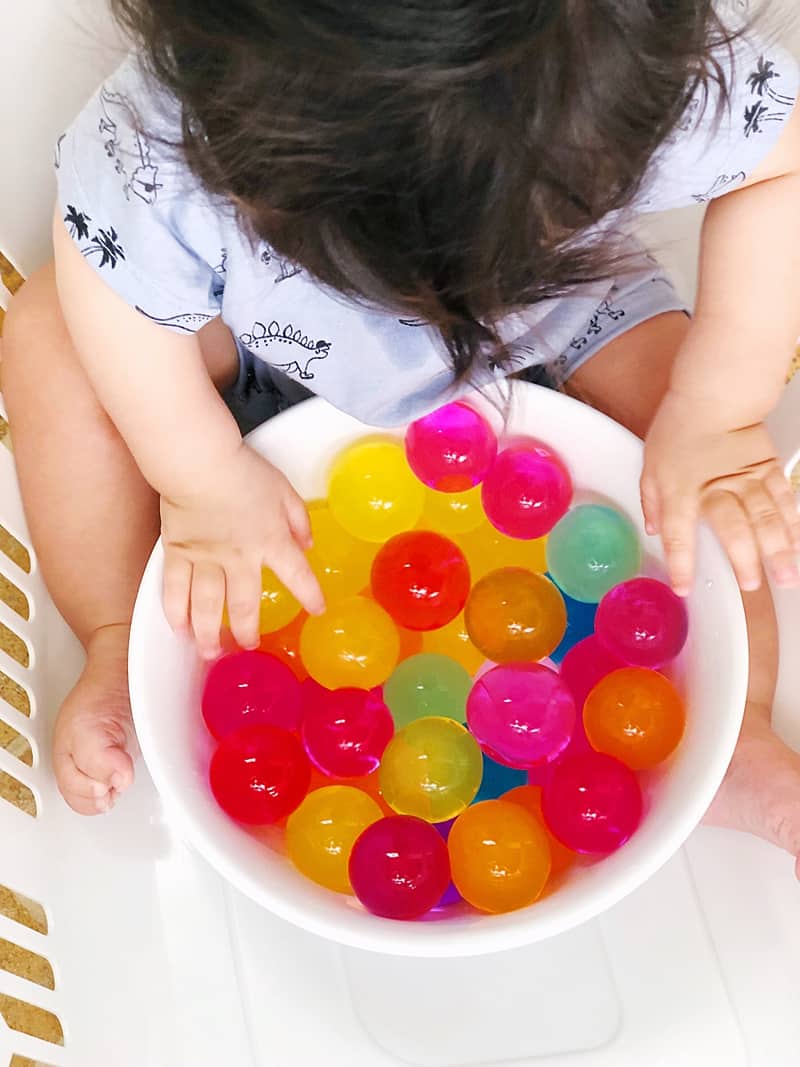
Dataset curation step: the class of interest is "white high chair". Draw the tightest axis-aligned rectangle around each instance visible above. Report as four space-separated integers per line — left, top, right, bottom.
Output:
2 5 800 1066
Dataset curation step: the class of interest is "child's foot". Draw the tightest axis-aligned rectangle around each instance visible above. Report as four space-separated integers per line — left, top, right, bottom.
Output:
704 701 800 879
52 623 136 815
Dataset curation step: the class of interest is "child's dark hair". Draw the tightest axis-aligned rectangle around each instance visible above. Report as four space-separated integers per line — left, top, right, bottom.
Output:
111 1 735 378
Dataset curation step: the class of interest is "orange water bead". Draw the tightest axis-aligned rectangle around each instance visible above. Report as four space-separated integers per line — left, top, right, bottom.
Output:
465 567 566 664
503 784 576 878
258 611 308 680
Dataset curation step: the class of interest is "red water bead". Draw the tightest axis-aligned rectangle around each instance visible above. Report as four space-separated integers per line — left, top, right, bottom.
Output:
349 815 451 919
542 750 643 854
371 530 471 631
481 439 572 540
202 650 302 740
559 636 626 711
405 402 498 491
302 686 394 777
596 577 689 669
210 724 311 825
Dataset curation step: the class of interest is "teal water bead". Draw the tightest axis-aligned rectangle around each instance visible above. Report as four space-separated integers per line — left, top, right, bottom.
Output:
547 505 641 603
383 653 472 728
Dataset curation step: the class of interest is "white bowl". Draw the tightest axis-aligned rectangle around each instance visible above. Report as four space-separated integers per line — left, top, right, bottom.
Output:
129 382 747 958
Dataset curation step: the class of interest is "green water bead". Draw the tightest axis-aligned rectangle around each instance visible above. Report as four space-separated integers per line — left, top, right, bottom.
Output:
384 653 472 728
546 504 641 603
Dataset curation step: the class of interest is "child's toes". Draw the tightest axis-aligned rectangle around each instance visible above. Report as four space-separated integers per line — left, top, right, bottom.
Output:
53 751 113 816
76 738 135 799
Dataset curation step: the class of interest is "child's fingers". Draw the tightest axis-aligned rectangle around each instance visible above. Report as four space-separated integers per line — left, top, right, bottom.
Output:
639 472 661 537
267 538 325 617
658 493 698 597
284 490 313 550
162 549 192 631
764 466 800 551
703 491 761 592
190 561 226 659
224 560 262 650
739 479 800 587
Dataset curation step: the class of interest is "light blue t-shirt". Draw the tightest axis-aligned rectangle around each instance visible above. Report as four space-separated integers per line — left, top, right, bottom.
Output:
56 35 798 425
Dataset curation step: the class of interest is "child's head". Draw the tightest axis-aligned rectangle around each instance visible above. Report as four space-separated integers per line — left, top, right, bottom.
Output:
113 1 731 376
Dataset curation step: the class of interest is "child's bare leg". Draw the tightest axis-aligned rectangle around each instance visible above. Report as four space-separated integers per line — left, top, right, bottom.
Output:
1 264 238 814
569 311 800 876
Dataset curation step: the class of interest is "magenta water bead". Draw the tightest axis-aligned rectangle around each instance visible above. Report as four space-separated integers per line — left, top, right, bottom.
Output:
481 439 572 540
542 750 643 854
596 577 689 668
559 635 626 710
301 687 394 778
467 663 576 770
405 402 497 492
202 650 302 740
349 815 451 919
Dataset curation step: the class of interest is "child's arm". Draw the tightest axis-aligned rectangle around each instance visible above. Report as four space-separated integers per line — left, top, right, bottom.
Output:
641 102 800 595
53 214 324 657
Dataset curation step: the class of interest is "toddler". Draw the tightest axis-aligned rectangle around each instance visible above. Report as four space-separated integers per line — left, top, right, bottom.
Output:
4 1 800 874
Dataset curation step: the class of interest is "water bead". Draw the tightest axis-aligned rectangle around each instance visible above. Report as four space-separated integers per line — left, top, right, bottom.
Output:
457 522 547 582
371 530 471 631
422 612 484 675
547 505 641 603
328 438 425 542
465 567 566 663
384 653 472 728
202 650 302 739
301 686 394 777
474 752 528 803
482 440 572 539
596 577 689 668
583 667 685 770
306 503 377 604
258 612 308 680
448 800 552 913
349 815 452 919
421 485 484 536
379 717 483 822
210 724 311 825
550 585 597 666
300 596 400 690
405 402 498 491
433 820 463 907
559 635 626 709
259 566 303 633
542 750 643 854
286 785 383 893
397 625 425 661
467 663 576 769
503 785 576 878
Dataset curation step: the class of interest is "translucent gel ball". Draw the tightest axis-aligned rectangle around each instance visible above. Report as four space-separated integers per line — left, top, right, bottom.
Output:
210 724 311 825
465 568 566 663
300 596 400 690
349 815 451 919
542 750 643 854
596 577 689 668
405 402 498 491
379 717 483 822
328 438 425 543
286 785 383 893
259 566 303 633
258 612 308 680
301 686 394 777
474 752 528 803
384 653 472 728
422 611 484 675
482 439 572 539
503 784 576 878
202 650 302 739
467 663 576 769
547 505 641 603
306 503 377 604
549 584 597 666
433 819 463 908
457 522 547 582
397 625 425 661
449 800 552 913
583 667 686 770
560 635 626 709
371 530 471 631
422 485 484 536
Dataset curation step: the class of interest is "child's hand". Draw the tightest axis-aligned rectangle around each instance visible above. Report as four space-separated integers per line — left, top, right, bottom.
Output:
159 442 325 658
641 389 800 596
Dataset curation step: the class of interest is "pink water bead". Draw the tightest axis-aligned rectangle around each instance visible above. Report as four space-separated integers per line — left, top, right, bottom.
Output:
301 686 394 778
466 663 576 770
596 577 689 668
405 402 498 491
202 650 302 740
542 750 643 854
481 439 572 540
